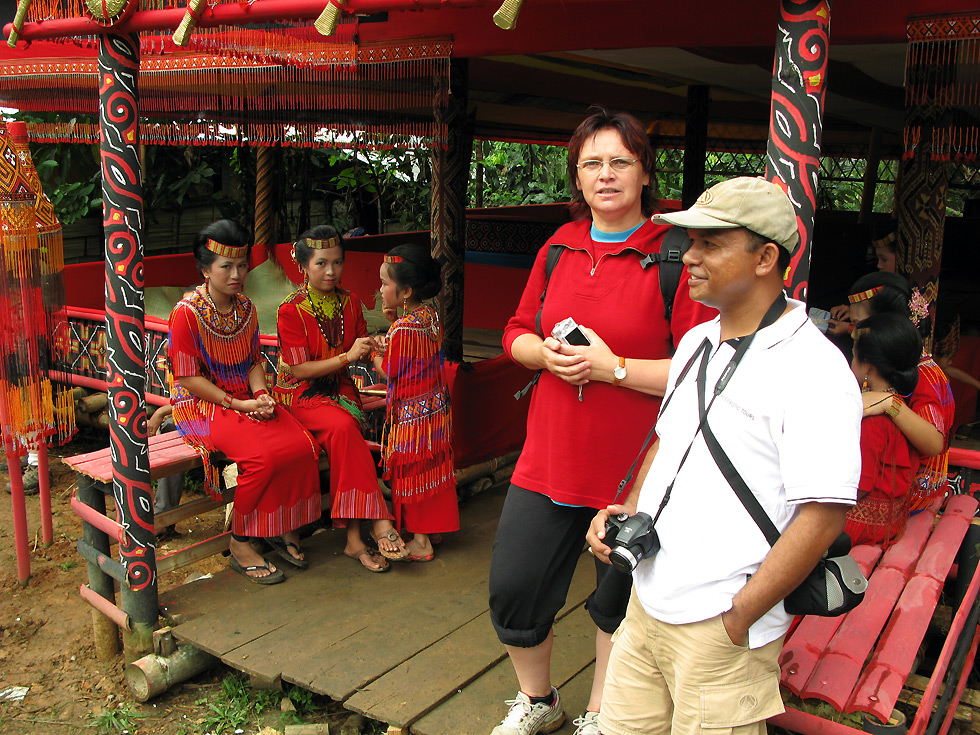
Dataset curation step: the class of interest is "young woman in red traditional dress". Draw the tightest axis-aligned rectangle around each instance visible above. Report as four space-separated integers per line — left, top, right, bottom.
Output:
846 272 956 513
373 244 459 562
169 220 322 584
275 226 409 573
846 312 921 547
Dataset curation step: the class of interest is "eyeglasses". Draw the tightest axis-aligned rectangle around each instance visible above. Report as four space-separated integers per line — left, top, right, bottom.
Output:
576 157 638 173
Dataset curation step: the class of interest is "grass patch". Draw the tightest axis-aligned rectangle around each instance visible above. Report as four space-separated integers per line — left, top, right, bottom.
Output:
89 702 146 734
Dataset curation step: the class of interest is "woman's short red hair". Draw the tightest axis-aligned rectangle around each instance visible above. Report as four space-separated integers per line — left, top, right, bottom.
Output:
566 106 659 220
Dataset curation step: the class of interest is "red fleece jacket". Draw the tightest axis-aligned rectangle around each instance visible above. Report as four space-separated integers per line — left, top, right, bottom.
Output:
503 219 715 507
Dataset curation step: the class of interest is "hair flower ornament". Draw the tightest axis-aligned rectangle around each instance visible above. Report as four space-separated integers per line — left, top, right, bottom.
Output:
909 287 930 326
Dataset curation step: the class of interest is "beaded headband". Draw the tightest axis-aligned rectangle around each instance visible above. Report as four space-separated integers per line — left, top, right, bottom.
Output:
873 231 897 250
206 238 247 259
848 286 882 304
852 327 869 340
383 254 403 264
305 236 341 249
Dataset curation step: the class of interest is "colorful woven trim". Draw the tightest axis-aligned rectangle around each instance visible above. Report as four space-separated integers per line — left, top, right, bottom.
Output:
852 327 870 340
206 238 247 259
849 287 882 304
383 254 403 263
305 236 341 249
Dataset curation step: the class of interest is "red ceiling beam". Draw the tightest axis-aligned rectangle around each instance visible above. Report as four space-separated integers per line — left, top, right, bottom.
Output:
4 0 489 42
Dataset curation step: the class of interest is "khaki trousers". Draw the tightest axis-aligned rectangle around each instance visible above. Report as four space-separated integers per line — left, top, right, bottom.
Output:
599 590 784 735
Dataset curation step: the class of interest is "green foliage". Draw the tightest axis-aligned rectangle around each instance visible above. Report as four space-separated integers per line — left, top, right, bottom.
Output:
191 673 329 734
89 702 146 734
59 560 78 571
470 141 569 207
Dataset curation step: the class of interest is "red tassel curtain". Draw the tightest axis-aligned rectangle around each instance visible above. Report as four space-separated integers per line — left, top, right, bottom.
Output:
0 122 76 453
906 13 980 163
0 21 452 150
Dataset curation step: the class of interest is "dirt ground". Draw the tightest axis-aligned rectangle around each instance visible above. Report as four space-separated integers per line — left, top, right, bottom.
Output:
0 427 347 735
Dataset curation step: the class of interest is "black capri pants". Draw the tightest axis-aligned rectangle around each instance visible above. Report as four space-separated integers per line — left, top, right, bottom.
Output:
489 484 632 648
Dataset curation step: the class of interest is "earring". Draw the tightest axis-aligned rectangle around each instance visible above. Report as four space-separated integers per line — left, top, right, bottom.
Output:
861 373 869 393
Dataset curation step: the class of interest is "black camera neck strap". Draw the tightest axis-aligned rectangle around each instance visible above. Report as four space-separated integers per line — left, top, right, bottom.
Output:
617 293 787 524
697 297 788 548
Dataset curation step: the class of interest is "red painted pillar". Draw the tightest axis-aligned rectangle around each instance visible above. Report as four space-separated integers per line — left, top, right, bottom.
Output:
765 0 832 302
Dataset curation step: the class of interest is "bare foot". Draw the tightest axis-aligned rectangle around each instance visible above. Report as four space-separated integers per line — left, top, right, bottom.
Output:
371 520 409 559
406 537 435 560
230 537 277 579
282 531 305 563
344 543 389 572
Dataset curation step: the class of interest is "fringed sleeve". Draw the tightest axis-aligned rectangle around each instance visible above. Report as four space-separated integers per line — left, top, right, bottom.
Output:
274 296 310 407
169 302 202 378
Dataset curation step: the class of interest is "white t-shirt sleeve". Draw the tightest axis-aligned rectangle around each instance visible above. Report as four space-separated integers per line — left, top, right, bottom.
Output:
778 352 862 506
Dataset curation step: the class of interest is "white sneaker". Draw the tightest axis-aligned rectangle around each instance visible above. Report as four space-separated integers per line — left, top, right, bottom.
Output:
490 687 565 735
572 711 601 735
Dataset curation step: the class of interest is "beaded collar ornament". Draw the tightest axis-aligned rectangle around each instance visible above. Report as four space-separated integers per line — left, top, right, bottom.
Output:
306 285 344 348
909 287 930 326
206 238 247 260
848 286 882 304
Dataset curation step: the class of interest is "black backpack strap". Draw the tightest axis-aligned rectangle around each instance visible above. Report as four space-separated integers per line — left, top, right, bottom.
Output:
516 243 566 400
535 243 566 338
643 226 692 323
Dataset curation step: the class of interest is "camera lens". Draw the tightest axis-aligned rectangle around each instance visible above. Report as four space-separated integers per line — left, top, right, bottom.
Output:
608 547 640 574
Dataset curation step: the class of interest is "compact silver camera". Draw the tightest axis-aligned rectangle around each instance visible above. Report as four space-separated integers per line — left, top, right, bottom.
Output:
552 317 591 346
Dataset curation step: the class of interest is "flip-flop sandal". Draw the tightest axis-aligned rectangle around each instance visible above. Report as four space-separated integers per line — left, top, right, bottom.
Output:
229 557 285 585
268 537 309 569
345 547 390 573
373 529 410 560
404 551 435 563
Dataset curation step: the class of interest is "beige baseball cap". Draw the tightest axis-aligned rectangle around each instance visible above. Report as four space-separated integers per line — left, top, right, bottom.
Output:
652 176 800 253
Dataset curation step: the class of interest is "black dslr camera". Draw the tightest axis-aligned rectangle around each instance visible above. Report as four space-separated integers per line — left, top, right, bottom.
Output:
604 511 660 574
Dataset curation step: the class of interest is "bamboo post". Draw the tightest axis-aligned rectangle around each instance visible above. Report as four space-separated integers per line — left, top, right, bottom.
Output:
78 476 120 660
765 0 832 302
99 32 158 662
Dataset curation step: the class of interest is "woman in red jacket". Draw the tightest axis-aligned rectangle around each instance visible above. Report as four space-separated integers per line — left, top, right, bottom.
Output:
487 107 714 735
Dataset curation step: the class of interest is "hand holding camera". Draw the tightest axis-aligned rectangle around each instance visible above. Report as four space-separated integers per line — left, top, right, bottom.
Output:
587 502 659 574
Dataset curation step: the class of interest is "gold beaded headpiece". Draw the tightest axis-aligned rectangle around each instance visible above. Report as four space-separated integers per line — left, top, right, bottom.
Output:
848 286 882 304
383 254 403 264
206 238 247 259
305 236 341 249
852 327 870 340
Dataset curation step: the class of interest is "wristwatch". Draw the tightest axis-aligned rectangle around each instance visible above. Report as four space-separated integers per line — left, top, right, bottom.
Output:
613 356 627 387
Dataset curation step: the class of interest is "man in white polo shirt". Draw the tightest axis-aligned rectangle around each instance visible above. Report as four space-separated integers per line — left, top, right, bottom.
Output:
586 177 862 735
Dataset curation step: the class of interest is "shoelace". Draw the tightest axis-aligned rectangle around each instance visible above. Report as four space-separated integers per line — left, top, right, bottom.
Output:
500 697 534 726
572 713 600 731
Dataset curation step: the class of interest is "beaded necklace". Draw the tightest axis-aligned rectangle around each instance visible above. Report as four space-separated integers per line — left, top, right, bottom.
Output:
306 284 344 348
199 284 243 333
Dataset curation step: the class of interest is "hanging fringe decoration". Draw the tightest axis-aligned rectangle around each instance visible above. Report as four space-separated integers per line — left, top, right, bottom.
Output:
0 122 76 455
2 34 452 150
906 13 980 163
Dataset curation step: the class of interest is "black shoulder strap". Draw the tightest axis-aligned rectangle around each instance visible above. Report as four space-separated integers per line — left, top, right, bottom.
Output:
535 243 565 338
639 226 691 323
516 243 566 400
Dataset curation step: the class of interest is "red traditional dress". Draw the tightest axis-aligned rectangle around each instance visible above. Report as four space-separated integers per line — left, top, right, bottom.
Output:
907 354 956 512
169 286 321 537
381 304 458 534
275 285 390 525
845 414 913 547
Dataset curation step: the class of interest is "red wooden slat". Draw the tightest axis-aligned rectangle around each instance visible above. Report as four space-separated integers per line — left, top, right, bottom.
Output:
779 545 882 696
799 567 906 707
876 509 935 574
948 446 980 471
847 576 943 721
913 497 976 581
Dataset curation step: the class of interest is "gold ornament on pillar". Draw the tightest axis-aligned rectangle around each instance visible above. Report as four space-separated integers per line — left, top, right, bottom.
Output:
493 0 526 30
82 0 137 26
315 0 346 37
174 0 208 47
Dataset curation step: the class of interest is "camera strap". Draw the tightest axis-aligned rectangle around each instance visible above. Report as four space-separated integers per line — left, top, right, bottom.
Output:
696 296 788 547
630 293 786 524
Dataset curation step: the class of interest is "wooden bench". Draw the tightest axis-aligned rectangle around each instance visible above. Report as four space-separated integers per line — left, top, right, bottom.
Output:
64 395 386 574
773 491 980 735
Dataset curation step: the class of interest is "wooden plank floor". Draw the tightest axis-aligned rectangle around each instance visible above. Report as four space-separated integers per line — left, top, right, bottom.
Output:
159 481 600 733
